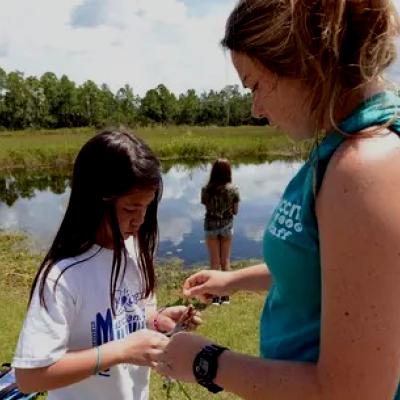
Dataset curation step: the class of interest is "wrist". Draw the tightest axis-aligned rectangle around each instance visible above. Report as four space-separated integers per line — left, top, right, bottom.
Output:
225 270 238 293
214 348 233 388
146 311 157 330
192 344 228 393
98 340 126 366
114 341 128 365
152 307 166 332
93 346 101 375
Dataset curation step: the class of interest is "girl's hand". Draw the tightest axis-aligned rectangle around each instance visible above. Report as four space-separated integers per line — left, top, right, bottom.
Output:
154 332 213 382
120 329 169 367
152 306 202 333
183 270 235 303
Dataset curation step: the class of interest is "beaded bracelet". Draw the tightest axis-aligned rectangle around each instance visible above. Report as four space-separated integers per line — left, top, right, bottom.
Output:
93 346 101 375
153 307 166 332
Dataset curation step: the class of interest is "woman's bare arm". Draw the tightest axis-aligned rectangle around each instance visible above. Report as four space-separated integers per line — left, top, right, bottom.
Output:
159 134 400 400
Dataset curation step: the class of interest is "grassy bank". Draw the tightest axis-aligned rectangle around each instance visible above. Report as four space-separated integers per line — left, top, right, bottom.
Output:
0 126 310 170
0 233 265 399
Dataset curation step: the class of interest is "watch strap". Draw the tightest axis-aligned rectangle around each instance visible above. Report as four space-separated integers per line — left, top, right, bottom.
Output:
193 344 227 393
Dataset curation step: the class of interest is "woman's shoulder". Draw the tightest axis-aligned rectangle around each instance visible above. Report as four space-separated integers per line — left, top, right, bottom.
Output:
318 130 400 212
328 130 400 180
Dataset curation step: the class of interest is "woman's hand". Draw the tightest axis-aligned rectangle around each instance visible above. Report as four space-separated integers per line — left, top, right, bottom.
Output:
152 306 202 333
120 329 169 367
154 332 213 382
183 270 235 303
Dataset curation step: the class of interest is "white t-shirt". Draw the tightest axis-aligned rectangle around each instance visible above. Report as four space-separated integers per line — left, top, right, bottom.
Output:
13 238 154 400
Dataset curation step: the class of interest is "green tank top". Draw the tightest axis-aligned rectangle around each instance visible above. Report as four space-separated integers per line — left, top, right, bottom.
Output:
261 91 400 398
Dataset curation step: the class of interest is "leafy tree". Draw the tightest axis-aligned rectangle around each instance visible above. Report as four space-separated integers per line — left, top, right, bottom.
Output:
76 80 103 126
197 90 227 126
140 84 178 124
115 84 139 126
25 76 48 128
222 85 252 126
177 89 201 125
0 67 8 128
40 72 60 127
0 66 260 129
58 75 79 127
4 71 30 129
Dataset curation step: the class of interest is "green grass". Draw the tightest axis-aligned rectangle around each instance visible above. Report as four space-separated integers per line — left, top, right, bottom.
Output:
0 233 42 366
0 233 265 399
0 126 311 170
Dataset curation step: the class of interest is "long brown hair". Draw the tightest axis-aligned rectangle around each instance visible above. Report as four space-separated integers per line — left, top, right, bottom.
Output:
29 129 162 314
205 158 232 194
222 0 400 129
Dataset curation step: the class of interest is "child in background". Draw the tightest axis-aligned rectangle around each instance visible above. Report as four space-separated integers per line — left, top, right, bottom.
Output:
201 158 240 305
13 129 199 400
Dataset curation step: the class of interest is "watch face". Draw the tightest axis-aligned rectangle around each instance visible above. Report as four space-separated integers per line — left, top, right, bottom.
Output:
195 358 209 378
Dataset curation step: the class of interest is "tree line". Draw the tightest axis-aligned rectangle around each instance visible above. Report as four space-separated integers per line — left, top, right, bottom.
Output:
0 67 266 130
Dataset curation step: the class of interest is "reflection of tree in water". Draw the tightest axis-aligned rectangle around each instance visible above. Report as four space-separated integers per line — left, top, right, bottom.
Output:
161 156 284 175
0 168 71 206
0 158 283 206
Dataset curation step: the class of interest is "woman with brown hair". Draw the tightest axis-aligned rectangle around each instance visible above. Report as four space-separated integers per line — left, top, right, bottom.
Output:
155 1 400 399
201 158 240 305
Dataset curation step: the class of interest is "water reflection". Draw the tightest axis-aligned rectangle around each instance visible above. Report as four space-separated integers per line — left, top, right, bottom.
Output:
0 161 301 265
0 169 70 206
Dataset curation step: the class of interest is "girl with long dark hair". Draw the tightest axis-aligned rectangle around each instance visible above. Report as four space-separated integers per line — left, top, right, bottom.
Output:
13 129 199 400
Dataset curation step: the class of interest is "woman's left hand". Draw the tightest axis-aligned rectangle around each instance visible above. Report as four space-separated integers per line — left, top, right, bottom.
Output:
152 306 202 334
154 332 212 382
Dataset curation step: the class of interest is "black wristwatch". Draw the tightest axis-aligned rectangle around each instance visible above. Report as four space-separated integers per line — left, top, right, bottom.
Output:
192 344 227 393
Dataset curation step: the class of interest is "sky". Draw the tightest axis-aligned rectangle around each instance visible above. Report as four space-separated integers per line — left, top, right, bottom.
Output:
0 0 399 97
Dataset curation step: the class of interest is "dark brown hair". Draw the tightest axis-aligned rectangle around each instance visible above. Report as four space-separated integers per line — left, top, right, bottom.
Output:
222 0 400 128
205 158 232 193
29 128 162 313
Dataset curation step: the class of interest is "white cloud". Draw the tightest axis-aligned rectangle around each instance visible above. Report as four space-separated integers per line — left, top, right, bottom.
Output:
0 0 399 98
158 164 205 245
158 215 192 246
233 161 302 203
242 223 265 242
0 0 239 96
0 189 68 251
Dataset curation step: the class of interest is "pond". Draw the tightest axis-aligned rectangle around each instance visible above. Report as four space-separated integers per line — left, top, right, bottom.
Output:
0 160 302 266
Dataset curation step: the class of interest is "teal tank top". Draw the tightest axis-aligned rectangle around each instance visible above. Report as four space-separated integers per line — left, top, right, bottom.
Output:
261 91 400 397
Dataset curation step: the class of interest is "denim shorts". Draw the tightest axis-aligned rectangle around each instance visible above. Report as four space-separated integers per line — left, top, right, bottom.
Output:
205 222 233 238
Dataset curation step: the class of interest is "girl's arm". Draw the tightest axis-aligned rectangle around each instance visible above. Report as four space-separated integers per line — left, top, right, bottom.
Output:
183 263 272 302
158 136 400 399
232 201 239 215
16 329 168 393
16 340 123 393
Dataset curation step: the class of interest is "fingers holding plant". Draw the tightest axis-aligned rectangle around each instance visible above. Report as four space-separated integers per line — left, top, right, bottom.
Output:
120 329 169 367
183 270 235 302
152 305 202 335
